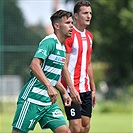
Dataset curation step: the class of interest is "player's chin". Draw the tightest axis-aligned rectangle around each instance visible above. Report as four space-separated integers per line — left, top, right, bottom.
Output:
85 21 90 25
67 32 72 37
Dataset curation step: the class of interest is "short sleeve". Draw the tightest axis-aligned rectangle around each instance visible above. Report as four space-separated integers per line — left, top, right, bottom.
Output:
34 39 54 60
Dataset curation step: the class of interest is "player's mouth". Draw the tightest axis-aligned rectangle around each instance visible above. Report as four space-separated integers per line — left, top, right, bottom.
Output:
69 29 73 34
86 19 90 22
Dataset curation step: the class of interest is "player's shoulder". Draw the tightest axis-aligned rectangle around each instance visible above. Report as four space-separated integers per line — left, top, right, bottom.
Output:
39 34 57 46
85 29 93 35
85 29 93 39
42 34 56 42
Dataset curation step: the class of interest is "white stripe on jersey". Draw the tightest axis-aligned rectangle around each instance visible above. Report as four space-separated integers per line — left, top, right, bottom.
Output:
27 98 51 106
48 79 57 86
68 34 78 75
56 43 66 51
32 87 49 97
79 32 89 92
44 65 61 75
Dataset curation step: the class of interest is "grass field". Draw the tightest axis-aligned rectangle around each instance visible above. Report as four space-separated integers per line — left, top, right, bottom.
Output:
0 104 133 133
0 110 132 133
0 97 133 133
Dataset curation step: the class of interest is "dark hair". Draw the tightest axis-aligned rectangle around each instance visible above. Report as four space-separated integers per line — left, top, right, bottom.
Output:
50 9 72 28
74 0 91 14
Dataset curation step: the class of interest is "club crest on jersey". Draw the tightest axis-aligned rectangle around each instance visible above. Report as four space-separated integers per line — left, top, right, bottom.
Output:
52 109 63 117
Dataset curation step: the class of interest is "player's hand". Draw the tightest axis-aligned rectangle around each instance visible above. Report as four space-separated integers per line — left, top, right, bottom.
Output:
70 88 82 104
47 86 58 104
62 92 72 106
92 90 96 107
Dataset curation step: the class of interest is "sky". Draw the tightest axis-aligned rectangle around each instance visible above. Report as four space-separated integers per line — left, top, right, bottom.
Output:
17 0 66 26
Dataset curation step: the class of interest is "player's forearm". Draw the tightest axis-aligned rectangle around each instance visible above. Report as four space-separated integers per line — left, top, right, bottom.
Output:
30 59 52 89
62 64 75 91
55 81 67 94
88 62 96 92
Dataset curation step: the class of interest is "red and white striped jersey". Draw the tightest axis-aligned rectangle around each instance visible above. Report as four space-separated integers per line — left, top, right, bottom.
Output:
62 26 93 93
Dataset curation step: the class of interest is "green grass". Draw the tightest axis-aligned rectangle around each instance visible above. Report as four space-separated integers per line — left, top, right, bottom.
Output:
0 104 133 133
90 111 133 133
0 96 132 133
0 110 132 133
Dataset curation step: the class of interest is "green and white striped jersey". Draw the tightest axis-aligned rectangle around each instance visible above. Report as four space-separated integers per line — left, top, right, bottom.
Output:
19 34 66 106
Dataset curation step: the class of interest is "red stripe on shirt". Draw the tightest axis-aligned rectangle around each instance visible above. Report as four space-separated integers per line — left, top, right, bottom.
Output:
74 32 83 92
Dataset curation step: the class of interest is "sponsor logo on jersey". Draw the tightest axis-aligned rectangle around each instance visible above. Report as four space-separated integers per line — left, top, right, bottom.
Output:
52 109 63 117
55 56 65 63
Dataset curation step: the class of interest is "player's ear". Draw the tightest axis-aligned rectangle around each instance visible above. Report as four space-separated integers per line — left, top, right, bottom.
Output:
54 22 60 30
74 13 78 20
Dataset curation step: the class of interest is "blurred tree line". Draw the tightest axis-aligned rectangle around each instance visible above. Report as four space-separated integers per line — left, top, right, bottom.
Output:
3 0 43 81
2 0 133 89
89 0 132 87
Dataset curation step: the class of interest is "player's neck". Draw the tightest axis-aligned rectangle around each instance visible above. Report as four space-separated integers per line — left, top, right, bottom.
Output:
74 23 86 32
56 33 65 44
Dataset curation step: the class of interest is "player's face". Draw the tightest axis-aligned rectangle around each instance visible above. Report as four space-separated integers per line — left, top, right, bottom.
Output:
75 6 92 26
59 16 73 38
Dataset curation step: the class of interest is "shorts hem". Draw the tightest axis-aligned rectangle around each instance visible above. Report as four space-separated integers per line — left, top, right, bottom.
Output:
42 120 67 131
67 116 81 120
51 123 67 131
13 127 27 133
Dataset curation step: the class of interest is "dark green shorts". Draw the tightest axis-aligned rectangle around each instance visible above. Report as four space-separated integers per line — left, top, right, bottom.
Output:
12 99 66 133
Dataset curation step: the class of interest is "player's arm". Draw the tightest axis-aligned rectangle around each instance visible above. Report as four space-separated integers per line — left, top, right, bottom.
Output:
62 53 82 104
88 55 96 107
29 58 57 104
55 81 72 106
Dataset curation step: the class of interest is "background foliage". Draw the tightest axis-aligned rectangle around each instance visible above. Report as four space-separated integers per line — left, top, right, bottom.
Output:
89 0 132 86
3 0 43 81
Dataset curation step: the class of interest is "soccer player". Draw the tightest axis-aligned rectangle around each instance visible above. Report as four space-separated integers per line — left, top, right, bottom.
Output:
61 1 96 133
12 9 73 133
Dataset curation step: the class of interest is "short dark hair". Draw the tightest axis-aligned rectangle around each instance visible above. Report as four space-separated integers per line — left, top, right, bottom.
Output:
50 9 72 27
74 0 91 14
